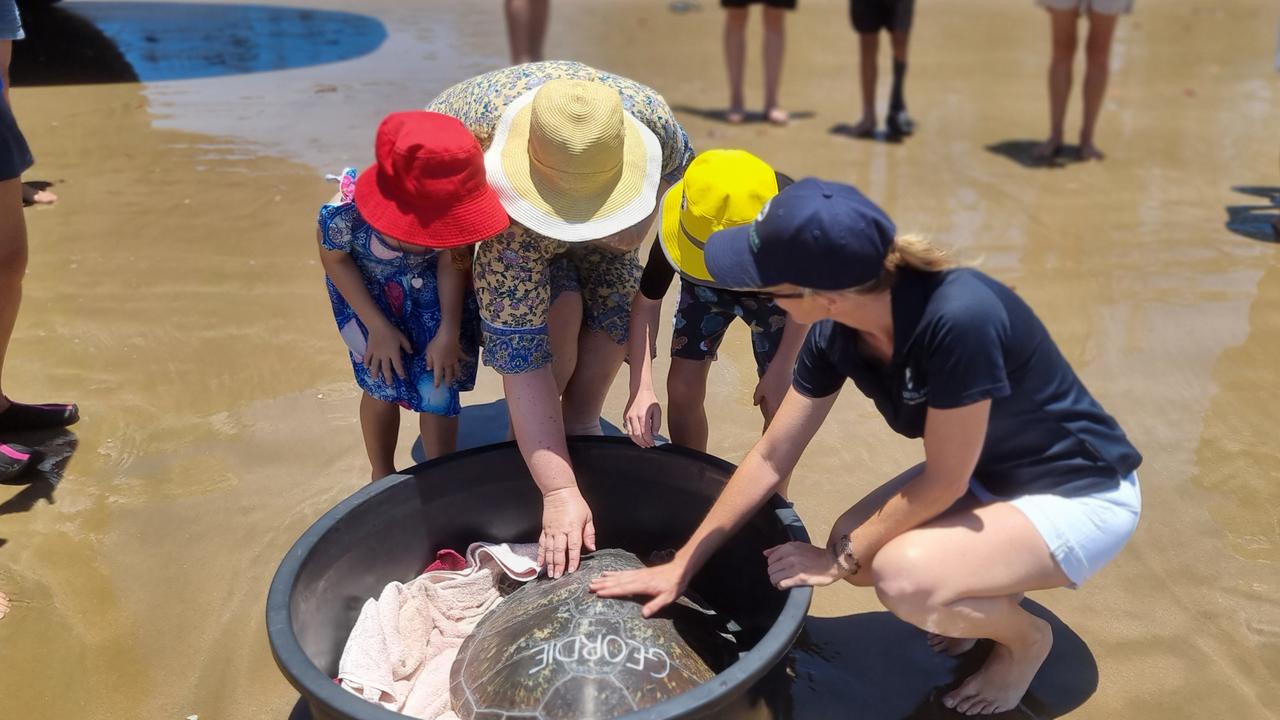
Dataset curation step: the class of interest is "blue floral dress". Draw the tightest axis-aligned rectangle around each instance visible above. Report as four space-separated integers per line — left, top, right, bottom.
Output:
318 168 480 416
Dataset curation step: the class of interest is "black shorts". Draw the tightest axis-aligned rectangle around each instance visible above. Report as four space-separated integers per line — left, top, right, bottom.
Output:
671 280 788 377
849 0 914 33
722 0 797 9
0 98 34 182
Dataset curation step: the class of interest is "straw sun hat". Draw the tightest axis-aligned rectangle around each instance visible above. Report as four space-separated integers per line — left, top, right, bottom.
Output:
484 79 662 242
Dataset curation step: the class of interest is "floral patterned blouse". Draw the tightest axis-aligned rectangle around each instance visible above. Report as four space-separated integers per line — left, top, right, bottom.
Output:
427 61 694 374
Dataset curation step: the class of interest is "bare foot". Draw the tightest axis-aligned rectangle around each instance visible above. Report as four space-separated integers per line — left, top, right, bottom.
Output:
726 105 745 124
1031 138 1062 162
1078 143 1105 161
765 106 790 126
22 183 58 206
0 591 10 620
943 616 1052 715
848 116 876 137
928 633 978 657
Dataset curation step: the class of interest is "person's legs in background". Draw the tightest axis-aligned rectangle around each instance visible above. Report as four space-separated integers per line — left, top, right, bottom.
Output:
723 5 749 123
1 6 55 204
504 0 550 65
850 32 879 135
885 0 916 137
762 6 789 125
0 177 28 415
1 38 12 107
0 103 77 458
1034 7 1079 160
1078 9 1119 160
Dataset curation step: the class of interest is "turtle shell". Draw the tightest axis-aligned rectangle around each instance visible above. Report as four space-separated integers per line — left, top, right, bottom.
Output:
450 549 733 720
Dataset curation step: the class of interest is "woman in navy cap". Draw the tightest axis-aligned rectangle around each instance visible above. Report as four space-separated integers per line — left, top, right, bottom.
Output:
592 178 1142 715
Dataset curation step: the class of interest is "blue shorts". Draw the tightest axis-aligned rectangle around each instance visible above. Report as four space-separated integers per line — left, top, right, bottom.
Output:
1 93 33 182
1 0 23 41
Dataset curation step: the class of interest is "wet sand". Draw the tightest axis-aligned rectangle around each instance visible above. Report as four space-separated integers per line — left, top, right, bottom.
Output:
1 0 1277 717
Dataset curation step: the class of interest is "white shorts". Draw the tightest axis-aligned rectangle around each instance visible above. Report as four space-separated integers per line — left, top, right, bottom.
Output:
971 471 1141 587
1037 0 1133 15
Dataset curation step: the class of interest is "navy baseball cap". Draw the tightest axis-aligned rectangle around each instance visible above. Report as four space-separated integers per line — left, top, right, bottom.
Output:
704 178 897 291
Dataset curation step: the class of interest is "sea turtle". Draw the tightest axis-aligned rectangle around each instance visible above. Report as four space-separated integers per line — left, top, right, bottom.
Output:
450 548 735 720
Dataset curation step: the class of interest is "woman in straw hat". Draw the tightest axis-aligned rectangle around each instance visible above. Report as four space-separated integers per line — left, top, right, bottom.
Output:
594 179 1142 714
427 61 694 579
623 149 808 483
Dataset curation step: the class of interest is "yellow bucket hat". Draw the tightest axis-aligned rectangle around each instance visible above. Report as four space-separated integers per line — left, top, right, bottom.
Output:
484 79 662 242
658 149 781 285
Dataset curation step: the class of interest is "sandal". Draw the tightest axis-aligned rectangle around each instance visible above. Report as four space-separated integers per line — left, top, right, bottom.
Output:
0 443 42 484
0 399 79 432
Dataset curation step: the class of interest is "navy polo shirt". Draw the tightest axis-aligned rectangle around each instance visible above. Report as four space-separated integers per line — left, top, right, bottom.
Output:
793 268 1142 497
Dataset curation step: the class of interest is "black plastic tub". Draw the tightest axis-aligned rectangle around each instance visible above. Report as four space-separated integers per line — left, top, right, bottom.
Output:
267 437 811 720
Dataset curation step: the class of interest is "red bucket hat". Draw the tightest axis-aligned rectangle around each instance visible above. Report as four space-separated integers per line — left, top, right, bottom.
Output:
354 111 509 249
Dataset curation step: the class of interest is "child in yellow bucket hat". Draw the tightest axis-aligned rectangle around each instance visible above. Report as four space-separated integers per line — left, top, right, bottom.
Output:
623 149 808 484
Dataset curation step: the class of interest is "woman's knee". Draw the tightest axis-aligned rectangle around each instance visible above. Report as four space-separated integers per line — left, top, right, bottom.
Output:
724 7 748 29
871 536 948 620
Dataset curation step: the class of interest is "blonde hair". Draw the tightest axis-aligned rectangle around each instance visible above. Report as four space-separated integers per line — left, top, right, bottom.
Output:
803 233 955 296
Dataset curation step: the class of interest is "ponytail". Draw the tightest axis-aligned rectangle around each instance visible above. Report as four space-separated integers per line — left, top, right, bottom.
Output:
855 233 954 294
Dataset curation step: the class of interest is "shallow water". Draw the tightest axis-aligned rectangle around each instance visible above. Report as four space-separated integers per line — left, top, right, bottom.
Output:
1 0 1278 718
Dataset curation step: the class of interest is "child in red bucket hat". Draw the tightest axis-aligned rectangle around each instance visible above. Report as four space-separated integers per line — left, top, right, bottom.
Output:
317 111 509 480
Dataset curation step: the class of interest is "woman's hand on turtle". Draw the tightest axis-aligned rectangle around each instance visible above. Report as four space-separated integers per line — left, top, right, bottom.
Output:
764 542 844 589
623 388 662 448
589 559 689 618
364 320 413 385
540 486 597 579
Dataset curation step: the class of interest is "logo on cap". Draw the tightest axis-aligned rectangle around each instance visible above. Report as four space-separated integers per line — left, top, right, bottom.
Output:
755 198 773 223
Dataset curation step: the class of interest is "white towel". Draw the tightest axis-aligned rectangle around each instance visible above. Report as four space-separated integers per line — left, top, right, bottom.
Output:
337 542 540 719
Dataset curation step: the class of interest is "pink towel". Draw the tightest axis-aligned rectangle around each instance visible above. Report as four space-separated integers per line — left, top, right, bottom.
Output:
337 542 540 720
424 549 468 573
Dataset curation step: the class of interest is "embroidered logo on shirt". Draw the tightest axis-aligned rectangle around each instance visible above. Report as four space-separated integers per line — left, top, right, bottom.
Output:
902 366 928 405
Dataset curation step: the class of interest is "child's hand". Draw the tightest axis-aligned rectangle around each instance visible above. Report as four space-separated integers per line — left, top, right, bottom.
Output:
753 360 792 423
426 331 462 388
623 387 662 448
365 322 413 385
